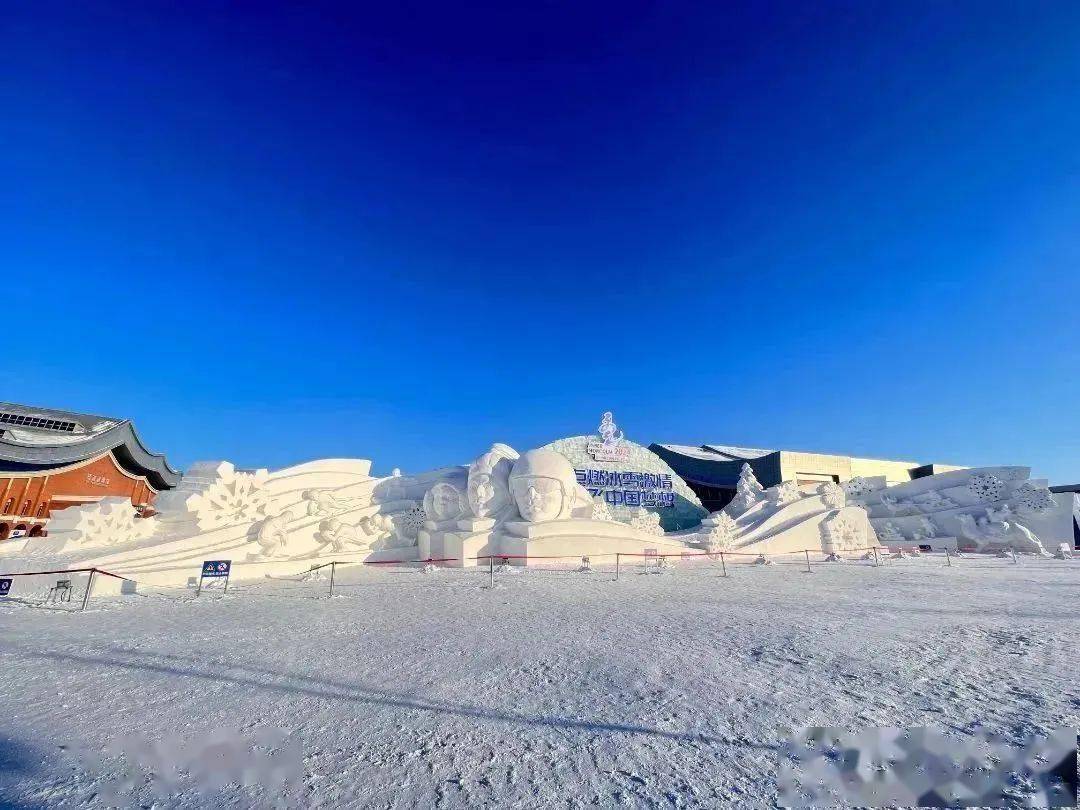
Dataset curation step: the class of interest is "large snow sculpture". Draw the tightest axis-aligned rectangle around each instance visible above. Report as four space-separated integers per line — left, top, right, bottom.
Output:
153 461 271 537
508 450 581 522
725 463 764 516
33 497 155 551
465 443 519 519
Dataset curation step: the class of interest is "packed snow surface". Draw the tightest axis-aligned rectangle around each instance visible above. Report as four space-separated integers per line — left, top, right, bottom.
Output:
0 554 1077 808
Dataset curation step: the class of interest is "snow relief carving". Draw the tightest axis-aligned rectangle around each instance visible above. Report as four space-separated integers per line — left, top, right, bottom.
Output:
315 518 374 554
590 497 614 522
821 482 846 509
842 477 880 498
877 521 906 544
153 461 271 537
1012 483 1056 515
423 482 466 523
821 512 866 554
629 507 664 537
911 517 938 541
967 473 1006 503
466 443 519 519
302 489 368 518
44 497 156 549
957 512 1050 555
772 480 801 507
913 490 957 512
253 511 292 558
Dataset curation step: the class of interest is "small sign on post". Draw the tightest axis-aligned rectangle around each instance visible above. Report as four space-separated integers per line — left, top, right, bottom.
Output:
196 560 232 596
644 548 658 574
0 578 11 597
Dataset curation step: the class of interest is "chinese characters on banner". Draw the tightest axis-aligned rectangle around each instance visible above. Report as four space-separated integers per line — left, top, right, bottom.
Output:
575 469 676 508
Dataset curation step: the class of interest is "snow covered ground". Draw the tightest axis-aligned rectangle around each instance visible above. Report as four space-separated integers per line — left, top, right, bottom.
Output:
1 553 1077 808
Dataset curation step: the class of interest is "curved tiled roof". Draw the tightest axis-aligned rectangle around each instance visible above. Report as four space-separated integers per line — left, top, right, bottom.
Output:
0 402 180 490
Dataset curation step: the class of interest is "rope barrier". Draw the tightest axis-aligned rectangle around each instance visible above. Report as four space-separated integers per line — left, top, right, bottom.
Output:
0 566 135 582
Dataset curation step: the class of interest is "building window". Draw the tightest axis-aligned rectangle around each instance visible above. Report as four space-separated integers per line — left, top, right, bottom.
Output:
2 498 12 514
35 502 47 517
21 499 31 516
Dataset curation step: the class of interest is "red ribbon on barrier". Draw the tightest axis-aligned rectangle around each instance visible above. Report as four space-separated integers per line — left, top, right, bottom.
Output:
0 566 135 582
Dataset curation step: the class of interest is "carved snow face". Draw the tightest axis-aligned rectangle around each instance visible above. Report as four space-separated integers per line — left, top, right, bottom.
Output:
512 477 566 522
424 483 464 522
468 474 497 515
508 449 577 523
466 443 519 518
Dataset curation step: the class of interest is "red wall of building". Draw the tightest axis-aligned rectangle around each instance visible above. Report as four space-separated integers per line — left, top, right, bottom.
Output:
0 452 157 540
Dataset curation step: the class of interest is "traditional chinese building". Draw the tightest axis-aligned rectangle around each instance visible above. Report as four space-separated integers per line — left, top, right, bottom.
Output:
0 402 180 541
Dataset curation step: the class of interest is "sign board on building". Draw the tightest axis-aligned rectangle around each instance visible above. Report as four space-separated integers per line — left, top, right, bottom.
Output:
9 529 25 539
0 578 11 597
541 411 707 532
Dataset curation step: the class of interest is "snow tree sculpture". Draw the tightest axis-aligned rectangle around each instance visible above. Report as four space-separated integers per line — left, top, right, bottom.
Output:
725 463 764 515
700 510 737 552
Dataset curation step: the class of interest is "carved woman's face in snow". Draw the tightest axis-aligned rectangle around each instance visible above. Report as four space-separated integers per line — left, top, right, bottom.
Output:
468 474 497 516
511 476 566 522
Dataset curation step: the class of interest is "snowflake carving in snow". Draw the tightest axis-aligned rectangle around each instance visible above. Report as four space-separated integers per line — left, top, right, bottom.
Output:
772 480 801 507
843 477 876 498
821 482 846 509
1012 483 1056 515
967 473 1006 503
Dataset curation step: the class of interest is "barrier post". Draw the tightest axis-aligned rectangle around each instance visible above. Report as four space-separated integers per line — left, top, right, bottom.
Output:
81 568 95 611
720 551 727 577
615 553 620 581
489 556 494 588
804 549 812 574
329 562 336 598
1011 548 1018 565
945 548 952 567
873 547 880 567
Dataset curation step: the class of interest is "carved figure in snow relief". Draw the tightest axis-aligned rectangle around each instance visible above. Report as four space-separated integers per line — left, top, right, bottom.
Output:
255 511 293 557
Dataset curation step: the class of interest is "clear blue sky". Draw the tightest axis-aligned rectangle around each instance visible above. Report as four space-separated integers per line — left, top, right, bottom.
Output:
3 2 1079 481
